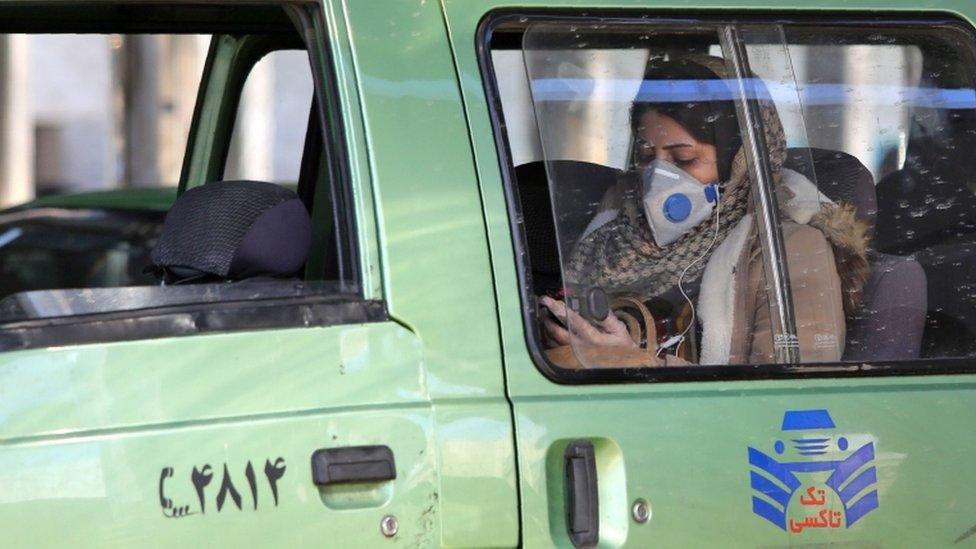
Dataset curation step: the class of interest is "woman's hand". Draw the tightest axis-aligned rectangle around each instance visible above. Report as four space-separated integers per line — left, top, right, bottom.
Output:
539 295 636 348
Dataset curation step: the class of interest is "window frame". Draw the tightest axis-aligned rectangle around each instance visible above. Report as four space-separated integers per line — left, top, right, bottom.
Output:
478 10 976 384
208 36 311 184
0 2 376 352
0 292 386 353
205 39 328 276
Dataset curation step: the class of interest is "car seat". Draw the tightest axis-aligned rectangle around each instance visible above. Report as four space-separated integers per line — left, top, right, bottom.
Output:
785 148 927 361
513 160 622 295
875 135 976 358
150 180 311 284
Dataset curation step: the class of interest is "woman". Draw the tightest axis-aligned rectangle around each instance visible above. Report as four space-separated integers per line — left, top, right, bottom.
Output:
540 56 870 366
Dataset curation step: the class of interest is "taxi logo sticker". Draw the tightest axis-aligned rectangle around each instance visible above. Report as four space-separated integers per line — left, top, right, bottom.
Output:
748 409 879 533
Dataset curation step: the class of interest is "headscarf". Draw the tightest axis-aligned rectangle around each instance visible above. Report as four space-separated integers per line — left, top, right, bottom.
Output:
567 55 786 297
566 55 869 314
631 58 742 182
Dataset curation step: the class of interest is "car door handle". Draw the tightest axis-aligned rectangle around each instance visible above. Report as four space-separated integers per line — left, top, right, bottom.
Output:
311 445 396 485
564 440 599 548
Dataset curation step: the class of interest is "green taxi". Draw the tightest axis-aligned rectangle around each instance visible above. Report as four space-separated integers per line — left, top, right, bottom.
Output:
1 0 975 547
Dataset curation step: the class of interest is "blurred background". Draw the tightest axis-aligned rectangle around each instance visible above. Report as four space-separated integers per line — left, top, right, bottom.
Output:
0 34 312 208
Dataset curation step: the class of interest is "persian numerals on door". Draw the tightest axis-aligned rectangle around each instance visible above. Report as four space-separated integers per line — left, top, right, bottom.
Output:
158 457 287 518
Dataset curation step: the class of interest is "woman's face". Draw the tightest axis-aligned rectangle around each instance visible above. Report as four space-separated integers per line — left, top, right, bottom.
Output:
634 110 721 185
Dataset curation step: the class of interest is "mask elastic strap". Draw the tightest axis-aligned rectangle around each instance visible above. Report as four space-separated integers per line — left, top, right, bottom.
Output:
658 184 721 357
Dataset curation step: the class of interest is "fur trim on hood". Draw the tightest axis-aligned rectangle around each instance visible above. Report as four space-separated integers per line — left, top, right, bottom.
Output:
810 202 871 314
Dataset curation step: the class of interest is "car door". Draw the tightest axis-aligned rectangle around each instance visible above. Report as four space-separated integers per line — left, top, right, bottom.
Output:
445 2 976 546
0 2 444 545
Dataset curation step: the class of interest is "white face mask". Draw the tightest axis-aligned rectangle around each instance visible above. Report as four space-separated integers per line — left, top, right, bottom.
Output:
640 159 719 246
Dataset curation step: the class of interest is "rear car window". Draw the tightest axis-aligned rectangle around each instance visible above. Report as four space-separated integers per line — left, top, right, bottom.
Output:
485 16 976 377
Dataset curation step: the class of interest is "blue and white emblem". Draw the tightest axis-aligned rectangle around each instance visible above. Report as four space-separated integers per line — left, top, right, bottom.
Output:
748 409 879 533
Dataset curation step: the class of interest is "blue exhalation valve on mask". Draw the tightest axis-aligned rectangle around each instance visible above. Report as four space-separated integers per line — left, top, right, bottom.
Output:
663 194 693 222
641 159 720 246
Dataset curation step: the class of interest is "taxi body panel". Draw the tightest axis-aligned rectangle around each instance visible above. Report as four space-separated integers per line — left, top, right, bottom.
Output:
0 322 441 545
442 0 976 546
339 0 520 544
0 0 519 546
0 0 974 546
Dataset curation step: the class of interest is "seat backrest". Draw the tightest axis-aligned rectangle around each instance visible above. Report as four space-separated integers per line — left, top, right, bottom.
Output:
785 147 926 361
513 160 621 293
151 180 311 284
844 254 927 361
785 147 877 229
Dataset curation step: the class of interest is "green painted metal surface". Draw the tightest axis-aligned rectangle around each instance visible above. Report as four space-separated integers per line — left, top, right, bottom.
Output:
442 0 976 546
0 0 519 546
338 0 519 544
4 0 976 545
0 322 441 545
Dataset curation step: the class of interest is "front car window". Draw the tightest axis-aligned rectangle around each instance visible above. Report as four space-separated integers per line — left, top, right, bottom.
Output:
0 4 360 347
487 16 976 376
0 27 314 311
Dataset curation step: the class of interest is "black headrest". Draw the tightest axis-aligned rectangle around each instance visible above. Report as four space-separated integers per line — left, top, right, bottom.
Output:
785 147 877 230
514 160 621 280
151 180 311 283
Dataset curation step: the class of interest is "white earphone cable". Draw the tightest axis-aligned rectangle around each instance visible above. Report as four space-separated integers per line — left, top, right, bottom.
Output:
664 186 721 357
